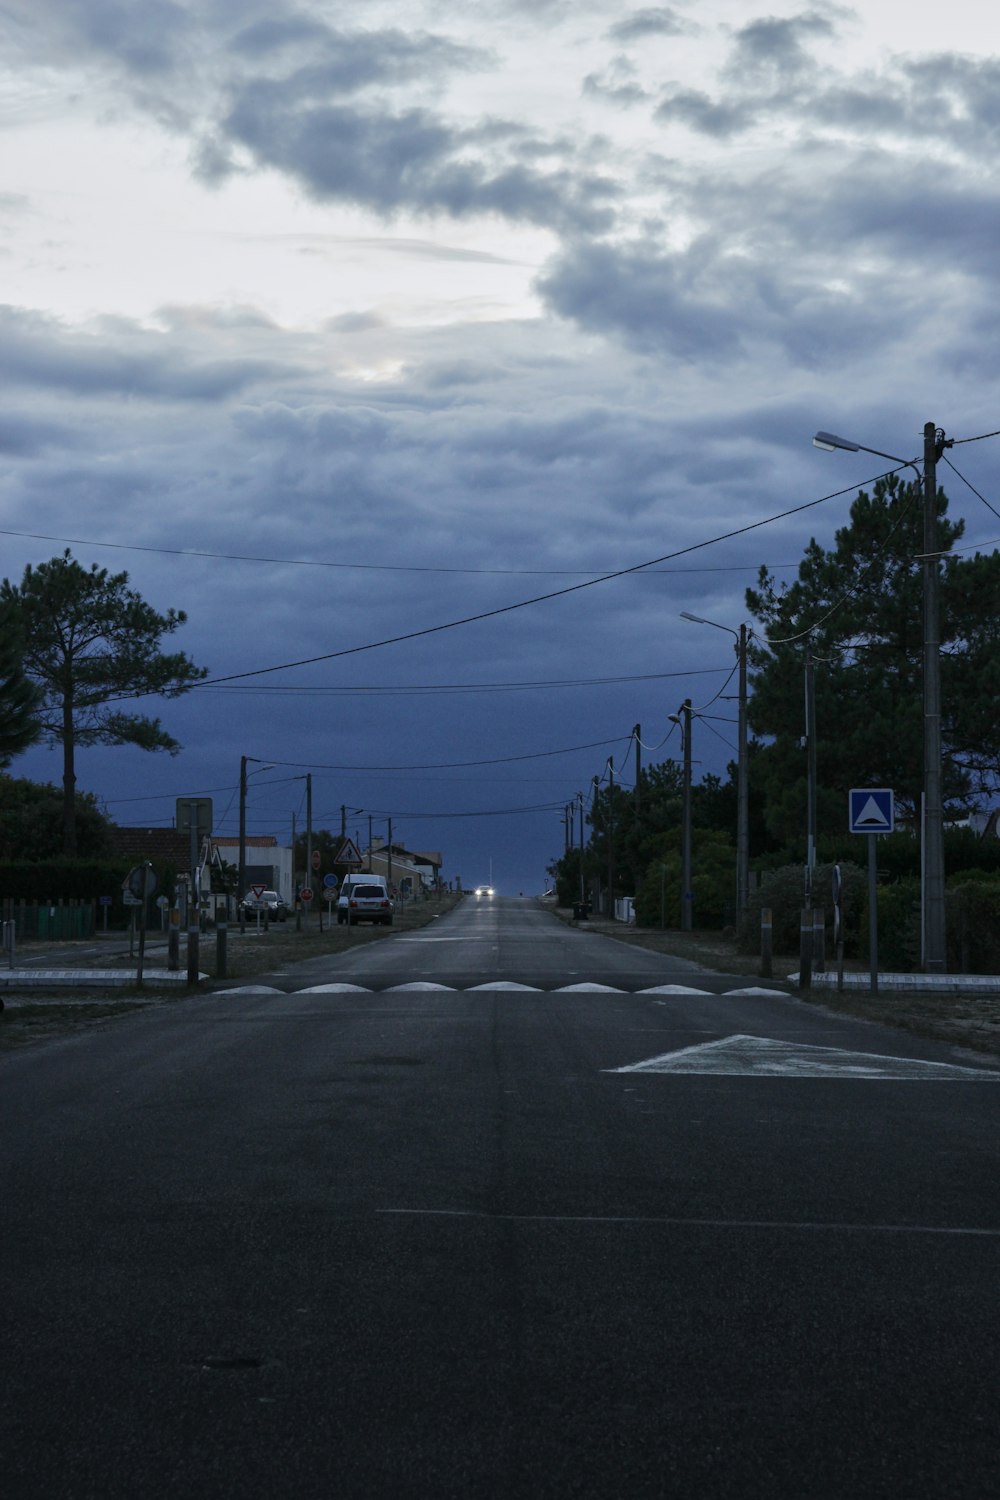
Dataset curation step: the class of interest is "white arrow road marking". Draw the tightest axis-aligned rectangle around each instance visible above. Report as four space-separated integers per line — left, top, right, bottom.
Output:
609 1034 1000 1080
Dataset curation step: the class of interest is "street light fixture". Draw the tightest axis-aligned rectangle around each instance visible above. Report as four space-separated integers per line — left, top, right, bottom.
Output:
812 421 950 972
681 612 749 920
238 756 276 917
668 700 693 931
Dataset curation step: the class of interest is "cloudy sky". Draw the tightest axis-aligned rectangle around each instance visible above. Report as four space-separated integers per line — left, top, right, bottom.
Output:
3 0 1000 894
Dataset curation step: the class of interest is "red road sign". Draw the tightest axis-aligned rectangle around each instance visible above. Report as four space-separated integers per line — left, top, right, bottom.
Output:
251 883 266 899
300 887 313 903
311 850 321 871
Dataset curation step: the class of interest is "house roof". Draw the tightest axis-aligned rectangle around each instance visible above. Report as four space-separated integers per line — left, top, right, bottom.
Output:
110 827 190 862
412 851 442 869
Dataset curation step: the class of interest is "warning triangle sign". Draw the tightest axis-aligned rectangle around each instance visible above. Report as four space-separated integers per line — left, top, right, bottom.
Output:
855 796 890 828
334 837 364 867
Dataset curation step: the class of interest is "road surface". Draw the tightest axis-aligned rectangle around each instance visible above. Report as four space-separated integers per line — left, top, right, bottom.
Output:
3 896 998 1498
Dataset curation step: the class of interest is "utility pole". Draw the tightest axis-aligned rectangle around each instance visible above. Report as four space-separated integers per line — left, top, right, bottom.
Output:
736 625 749 920
607 756 615 916
676 701 693 931
923 421 948 972
592 775 600 912
633 724 642 818
804 645 817 909
238 755 247 904
578 792 585 905
306 773 313 923
387 818 393 891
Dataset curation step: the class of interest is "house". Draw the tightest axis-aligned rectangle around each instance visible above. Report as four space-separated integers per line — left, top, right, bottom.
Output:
365 838 443 895
211 836 293 902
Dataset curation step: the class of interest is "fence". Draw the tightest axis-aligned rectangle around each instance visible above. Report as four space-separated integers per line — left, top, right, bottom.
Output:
0 898 96 941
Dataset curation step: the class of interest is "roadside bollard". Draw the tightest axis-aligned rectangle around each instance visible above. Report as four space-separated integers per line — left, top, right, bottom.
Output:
759 907 772 978
216 922 228 981
799 907 813 991
187 924 199 986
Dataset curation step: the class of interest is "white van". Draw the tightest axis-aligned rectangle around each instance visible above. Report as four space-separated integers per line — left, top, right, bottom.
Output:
337 875 394 926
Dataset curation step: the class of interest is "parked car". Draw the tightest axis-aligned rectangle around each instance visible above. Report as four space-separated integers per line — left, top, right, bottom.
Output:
337 878 394 926
239 889 288 922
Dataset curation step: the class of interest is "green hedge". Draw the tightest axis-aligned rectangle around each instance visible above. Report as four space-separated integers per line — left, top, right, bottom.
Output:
0 858 180 920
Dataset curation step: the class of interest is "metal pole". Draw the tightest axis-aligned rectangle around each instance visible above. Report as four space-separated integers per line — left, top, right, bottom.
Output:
805 645 817 909
607 757 615 918
922 421 947 972
578 792 585 905
634 724 642 818
306 774 313 927
736 625 749 920
238 756 247 930
681 700 692 932
868 832 879 995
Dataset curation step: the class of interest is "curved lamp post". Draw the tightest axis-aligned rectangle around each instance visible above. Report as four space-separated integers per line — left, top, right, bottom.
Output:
813 422 950 972
681 612 749 920
668 700 693 930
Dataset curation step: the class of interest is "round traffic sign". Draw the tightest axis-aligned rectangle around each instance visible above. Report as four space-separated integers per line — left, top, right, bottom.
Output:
300 887 313 904
323 873 338 889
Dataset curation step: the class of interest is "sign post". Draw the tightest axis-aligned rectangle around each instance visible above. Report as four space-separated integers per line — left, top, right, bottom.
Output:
849 789 895 996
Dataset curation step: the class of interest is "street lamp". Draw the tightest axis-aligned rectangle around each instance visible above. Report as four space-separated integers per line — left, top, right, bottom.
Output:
681 612 749 920
668 700 693 931
238 756 276 916
812 421 950 972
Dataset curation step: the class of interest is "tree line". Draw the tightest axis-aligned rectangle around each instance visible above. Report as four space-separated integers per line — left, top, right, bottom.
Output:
549 475 1000 935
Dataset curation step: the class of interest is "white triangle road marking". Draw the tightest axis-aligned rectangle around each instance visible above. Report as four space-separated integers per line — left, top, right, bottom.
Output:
608 1034 1000 1080
466 982 543 991
639 984 713 996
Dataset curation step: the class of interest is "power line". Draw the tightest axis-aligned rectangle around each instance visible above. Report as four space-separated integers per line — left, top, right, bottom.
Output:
176 476 870 693
199 667 730 697
941 457 1000 524
0 524 804 578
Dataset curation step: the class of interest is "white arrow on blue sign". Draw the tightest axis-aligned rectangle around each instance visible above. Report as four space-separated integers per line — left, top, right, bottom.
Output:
849 787 895 834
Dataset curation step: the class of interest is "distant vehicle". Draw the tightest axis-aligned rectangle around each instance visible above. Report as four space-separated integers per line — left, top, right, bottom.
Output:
239 889 288 922
338 877 394 926
474 885 495 897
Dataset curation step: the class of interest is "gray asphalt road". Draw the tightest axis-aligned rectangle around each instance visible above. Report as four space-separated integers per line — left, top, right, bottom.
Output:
227 891 759 993
3 897 998 1498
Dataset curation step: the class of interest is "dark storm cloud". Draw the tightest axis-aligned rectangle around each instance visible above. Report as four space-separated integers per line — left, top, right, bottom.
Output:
654 89 754 137
535 217 939 372
217 93 619 232
725 11 835 81
0 307 300 401
608 8 689 43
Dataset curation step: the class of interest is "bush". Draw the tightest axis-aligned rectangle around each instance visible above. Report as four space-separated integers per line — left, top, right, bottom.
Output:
947 876 1000 974
738 861 867 956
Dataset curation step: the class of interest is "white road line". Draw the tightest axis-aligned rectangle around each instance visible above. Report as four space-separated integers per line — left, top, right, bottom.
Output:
377 1208 1000 1238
